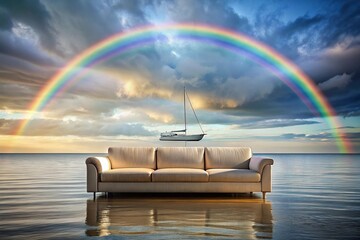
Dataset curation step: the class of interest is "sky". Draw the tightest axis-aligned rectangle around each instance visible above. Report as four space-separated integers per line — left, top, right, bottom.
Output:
0 0 359 153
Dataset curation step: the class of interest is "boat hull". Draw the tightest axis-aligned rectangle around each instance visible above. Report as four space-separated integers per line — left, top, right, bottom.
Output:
159 134 205 141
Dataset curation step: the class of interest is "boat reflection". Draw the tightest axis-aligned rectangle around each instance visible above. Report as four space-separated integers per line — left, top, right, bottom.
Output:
85 193 273 239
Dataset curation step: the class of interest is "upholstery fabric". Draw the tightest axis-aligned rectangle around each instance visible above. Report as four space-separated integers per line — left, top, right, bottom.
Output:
205 147 252 169
157 147 205 169
249 156 274 174
108 147 156 169
86 164 98 192
98 182 261 193
86 157 111 173
101 168 154 182
152 168 208 182
207 169 260 182
261 165 272 192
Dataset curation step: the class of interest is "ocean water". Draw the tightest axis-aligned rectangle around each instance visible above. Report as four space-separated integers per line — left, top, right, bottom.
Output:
0 153 359 239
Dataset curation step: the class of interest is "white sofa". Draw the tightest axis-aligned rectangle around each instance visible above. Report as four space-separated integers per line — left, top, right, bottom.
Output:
86 147 274 199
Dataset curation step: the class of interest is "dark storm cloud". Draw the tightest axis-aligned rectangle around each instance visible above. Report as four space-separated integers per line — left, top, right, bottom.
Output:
331 93 360 118
343 108 360 118
253 0 360 53
159 0 252 32
319 73 352 91
0 7 12 30
301 41 360 85
41 0 122 56
267 15 324 58
250 0 360 87
0 29 58 66
221 84 315 120
246 1 360 118
0 0 55 49
0 1 61 109
321 1 360 47
278 15 324 38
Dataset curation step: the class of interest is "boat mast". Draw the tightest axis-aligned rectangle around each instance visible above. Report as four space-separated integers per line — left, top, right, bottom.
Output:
186 90 205 134
184 86 187 134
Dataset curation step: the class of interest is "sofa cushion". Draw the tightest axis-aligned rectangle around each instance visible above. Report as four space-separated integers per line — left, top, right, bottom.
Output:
207 169 260 182
101 168 154 182
205 147 252 169
108 147 156 169
157 147 205 169
152 168 208 182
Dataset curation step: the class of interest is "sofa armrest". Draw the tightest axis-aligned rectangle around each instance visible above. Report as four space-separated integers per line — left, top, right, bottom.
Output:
249 156 274 174
86 156 111 173
85 157 111 193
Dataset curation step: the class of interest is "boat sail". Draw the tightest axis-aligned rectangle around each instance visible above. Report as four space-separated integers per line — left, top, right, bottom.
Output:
160 87 206 141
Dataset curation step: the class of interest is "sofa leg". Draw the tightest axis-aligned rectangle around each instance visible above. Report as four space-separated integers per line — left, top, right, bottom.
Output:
262 192 266 199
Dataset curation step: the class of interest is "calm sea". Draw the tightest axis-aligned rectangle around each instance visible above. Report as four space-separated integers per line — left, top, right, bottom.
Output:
0 153 359 239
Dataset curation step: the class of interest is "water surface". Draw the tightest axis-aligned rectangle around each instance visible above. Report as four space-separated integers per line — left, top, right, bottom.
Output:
0 153 359 239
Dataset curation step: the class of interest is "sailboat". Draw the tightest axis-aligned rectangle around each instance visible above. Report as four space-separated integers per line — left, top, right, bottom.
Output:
160 87 206 141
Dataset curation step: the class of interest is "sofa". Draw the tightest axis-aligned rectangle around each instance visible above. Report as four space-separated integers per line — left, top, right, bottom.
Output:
86 147 274 199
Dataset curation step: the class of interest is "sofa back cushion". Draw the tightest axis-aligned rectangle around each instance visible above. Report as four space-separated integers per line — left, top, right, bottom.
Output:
157 147 205 169
108 147 156 169
205 147 252 169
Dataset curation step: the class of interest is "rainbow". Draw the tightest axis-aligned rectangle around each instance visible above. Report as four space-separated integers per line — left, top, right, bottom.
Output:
15 23 352 153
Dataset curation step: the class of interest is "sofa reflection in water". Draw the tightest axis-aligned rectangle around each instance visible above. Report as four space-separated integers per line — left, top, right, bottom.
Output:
86 195 273 239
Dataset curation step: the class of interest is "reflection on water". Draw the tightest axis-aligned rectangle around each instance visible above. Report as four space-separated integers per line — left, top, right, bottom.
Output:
1 154 360 239
85 194 273 239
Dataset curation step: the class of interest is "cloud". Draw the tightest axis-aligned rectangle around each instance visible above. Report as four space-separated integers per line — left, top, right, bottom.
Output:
0 0 54 49
343 108 360 118
302 37 360 83
0 30 59 66
40 0 156 58
321 1 360 48
156 0 251 32
112 0 151 26
0 53 57 110
176 56 216 79
0 118 157 137
280 132 360 142
278 15 324 38
0 6 12 30
319 73 352 91
238 119 319 129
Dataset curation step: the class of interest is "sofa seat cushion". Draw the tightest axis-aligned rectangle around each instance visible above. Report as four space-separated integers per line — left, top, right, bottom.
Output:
101 168 154 182
207 169 260 182
152 168 209 182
